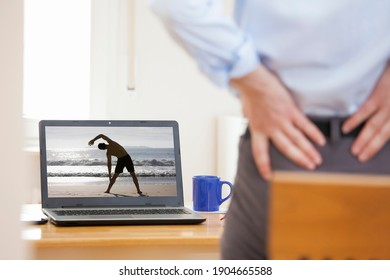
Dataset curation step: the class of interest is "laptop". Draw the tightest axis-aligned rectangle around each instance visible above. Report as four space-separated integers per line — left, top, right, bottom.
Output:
39 120 206 226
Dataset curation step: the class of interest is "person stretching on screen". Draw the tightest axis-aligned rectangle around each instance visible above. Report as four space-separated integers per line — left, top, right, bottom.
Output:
88 134 145 196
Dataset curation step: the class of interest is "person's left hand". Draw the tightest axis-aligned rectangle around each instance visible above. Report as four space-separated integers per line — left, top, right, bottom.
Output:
342 63 390 162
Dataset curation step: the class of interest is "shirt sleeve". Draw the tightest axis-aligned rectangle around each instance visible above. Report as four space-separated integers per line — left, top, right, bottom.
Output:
150 0 260 88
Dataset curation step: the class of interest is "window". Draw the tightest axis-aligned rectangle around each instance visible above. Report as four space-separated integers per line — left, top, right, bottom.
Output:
23 0 136 144
23 0 91 120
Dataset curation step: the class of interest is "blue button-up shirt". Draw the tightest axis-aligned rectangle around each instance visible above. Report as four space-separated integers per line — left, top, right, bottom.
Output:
151 0 390 116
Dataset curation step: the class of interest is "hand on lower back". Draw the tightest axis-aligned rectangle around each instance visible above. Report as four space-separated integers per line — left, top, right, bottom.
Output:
230 65 326 180
343 63 390 162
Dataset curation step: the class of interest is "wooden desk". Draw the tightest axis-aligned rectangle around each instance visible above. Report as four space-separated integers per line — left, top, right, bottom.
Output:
23 210 224 260
269 172 390 260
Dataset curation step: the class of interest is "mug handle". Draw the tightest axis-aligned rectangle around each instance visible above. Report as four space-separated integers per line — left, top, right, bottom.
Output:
219 181 233 205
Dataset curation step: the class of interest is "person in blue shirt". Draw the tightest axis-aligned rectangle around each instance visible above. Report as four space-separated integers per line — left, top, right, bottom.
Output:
150 0 390 259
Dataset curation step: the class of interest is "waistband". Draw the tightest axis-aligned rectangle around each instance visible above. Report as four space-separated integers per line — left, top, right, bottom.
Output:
244 116 365 142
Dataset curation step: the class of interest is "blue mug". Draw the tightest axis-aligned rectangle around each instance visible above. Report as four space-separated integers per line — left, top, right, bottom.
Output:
192 175 233 211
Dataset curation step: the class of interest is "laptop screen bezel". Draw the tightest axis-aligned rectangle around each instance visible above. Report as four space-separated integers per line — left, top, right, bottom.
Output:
39 120 185 208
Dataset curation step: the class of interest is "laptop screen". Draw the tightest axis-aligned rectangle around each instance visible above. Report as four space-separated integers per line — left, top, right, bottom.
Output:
39 120 184 207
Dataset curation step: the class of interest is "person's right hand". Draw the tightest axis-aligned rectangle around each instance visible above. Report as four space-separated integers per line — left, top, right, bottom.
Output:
230 65 326 180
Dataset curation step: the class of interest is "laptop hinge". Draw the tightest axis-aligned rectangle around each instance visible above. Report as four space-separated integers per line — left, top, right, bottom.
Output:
61 204 167 208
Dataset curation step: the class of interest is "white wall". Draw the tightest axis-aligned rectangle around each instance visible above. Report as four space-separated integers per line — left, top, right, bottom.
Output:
0 0 28 259
100 2 242 201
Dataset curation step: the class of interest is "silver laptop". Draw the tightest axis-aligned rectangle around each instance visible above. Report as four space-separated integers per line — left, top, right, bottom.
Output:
39 120 206 226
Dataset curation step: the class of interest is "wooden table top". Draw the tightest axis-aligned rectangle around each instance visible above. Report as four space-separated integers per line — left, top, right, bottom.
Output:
23 209 225 249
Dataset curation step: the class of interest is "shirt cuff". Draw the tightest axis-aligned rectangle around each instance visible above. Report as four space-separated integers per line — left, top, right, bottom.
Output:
228 36 260 81
228 37 260 98
203 36 260 89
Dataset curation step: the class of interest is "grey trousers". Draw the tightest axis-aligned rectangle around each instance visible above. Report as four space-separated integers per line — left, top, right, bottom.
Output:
220 123 390 260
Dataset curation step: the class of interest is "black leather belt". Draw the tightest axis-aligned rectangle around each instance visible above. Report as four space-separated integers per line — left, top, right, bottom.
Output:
243 117 365 141
310 117 365 139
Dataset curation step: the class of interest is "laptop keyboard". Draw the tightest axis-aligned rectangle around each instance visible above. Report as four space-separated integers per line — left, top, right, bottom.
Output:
53 208 191 216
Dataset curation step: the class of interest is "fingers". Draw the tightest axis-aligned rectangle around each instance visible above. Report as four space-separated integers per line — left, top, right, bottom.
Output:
358 132 389 162
282 122 323 166
345 63 390 161
250 125 322 182
352 110 390 162
251 132 272 181
342 97 377 133
250 109 324 180
281 109 324 168
293 112 326 147
271 130 317 171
